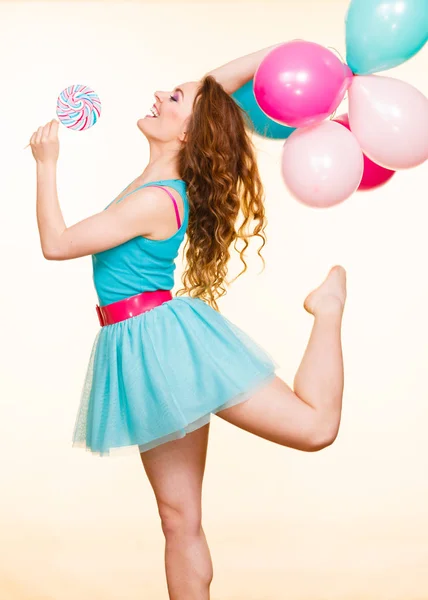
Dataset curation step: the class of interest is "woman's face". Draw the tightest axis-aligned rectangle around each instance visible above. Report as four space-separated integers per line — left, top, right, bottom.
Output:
137 81 200 143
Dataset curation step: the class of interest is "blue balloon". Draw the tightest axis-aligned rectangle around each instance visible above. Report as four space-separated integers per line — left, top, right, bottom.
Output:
232 80 295 139
346 0 428 75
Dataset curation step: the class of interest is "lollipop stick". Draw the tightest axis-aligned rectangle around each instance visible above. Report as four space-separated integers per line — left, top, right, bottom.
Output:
24 143 30 150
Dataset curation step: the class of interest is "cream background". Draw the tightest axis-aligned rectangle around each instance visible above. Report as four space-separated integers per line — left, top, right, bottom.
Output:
1 1 428 599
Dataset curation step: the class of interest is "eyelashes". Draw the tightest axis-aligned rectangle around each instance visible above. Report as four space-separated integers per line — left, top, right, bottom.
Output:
169 94 179 102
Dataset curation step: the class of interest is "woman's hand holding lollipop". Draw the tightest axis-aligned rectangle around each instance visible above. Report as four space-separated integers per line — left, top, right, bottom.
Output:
29 119 60 165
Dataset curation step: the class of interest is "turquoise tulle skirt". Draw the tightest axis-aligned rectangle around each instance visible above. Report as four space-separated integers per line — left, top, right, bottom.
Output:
72 296 279 457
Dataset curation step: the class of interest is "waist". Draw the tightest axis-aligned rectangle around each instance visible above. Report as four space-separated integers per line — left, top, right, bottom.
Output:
92 264 176 307
96 290 173 327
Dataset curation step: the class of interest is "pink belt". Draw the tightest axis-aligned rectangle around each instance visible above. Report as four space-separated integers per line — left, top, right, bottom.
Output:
96 290 173 327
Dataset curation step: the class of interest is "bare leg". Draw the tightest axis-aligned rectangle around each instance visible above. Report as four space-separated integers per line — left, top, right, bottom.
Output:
140 424 213 600
216 266 346 452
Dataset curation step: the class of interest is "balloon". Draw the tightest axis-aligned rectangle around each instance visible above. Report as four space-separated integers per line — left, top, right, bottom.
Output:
334 113 395 191
348 75 428 170
254 40 353 128
281 121 364 208
232 80 295 139
346 0 428 75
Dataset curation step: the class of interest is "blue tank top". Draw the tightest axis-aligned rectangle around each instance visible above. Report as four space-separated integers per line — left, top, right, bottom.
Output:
92 179 189 306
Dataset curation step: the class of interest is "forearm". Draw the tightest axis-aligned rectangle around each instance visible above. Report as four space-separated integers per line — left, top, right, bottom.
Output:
206 43 282 94
36 162 66 258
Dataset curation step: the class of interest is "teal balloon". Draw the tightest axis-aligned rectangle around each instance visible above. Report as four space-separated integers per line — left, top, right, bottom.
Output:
232 80 295 139
346 0 428 75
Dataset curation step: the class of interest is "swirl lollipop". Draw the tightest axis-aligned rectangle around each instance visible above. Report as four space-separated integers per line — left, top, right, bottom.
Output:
56 84 101 131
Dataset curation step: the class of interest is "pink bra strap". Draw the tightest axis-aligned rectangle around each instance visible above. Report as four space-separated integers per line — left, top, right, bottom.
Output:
145 185 182 229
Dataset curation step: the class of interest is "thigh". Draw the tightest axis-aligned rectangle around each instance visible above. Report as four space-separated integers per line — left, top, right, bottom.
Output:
140 424 210 520
216 376 318 451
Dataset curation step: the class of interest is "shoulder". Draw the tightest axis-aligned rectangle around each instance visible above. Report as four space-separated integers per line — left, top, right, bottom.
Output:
115 185 185 224
135 184 185 213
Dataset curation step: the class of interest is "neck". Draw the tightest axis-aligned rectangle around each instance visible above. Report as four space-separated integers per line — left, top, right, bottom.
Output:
140 140 181 182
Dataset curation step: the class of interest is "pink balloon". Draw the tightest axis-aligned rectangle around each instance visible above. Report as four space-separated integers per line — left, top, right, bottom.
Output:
282 121 364 208
348 75 428 170
254 40 353 129
335 114 395 191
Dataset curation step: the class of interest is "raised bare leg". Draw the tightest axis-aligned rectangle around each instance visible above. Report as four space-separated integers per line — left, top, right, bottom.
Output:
140 424 212 600
216 266 346 452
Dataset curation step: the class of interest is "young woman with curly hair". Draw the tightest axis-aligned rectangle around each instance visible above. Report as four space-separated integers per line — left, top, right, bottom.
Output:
31 44 346 600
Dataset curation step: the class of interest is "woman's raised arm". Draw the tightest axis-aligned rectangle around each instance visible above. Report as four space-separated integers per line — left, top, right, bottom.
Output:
205 43 282 94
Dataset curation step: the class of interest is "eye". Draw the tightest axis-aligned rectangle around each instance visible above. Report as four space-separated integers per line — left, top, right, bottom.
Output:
169 93 179 102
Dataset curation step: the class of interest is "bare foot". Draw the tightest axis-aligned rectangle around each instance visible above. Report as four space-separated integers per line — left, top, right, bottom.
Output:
304 266 347 317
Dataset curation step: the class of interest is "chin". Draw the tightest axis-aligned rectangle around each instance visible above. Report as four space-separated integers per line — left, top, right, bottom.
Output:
137 117 151 138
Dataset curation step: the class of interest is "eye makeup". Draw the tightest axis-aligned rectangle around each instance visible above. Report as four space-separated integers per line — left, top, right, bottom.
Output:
170 88 184 102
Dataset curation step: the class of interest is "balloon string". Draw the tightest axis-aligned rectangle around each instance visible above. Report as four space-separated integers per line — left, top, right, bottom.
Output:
327 46 350 120
329 91 349 121
327 45 346 64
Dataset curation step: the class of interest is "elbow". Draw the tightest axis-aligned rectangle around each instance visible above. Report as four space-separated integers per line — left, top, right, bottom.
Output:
42 246 57 260
303 419 340 453
41 232 70 260
305 430 338 453
42 246 65 261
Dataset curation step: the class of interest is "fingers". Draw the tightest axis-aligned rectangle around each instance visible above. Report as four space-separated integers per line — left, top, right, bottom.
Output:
32 119 59 143
49 120 59 139
28 119 60 160
35 125 44 144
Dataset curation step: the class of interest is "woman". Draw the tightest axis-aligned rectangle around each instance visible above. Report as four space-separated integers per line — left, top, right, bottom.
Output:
30 44 346 600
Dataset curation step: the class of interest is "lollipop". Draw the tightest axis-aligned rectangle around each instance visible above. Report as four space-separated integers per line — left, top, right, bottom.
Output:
56 84 101 131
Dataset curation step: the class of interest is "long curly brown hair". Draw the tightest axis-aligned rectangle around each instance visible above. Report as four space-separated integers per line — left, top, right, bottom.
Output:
175 75 268 312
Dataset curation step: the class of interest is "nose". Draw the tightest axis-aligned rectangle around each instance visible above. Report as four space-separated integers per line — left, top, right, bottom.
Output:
155 91 167 102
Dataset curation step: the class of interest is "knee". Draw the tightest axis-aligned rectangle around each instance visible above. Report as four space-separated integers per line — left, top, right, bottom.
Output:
158 502 202 539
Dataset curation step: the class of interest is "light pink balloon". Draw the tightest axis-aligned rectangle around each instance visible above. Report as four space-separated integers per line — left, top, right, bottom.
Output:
335 114 396 191
281 121 364 208
348 75 428 170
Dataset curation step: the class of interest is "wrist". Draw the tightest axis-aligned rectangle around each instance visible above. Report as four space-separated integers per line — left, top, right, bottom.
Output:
36 160 57 173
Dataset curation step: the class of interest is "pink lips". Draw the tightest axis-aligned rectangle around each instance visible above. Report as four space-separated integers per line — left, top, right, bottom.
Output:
144 102 160 119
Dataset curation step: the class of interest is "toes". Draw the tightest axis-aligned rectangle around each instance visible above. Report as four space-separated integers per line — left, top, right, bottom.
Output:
330 265 346 281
